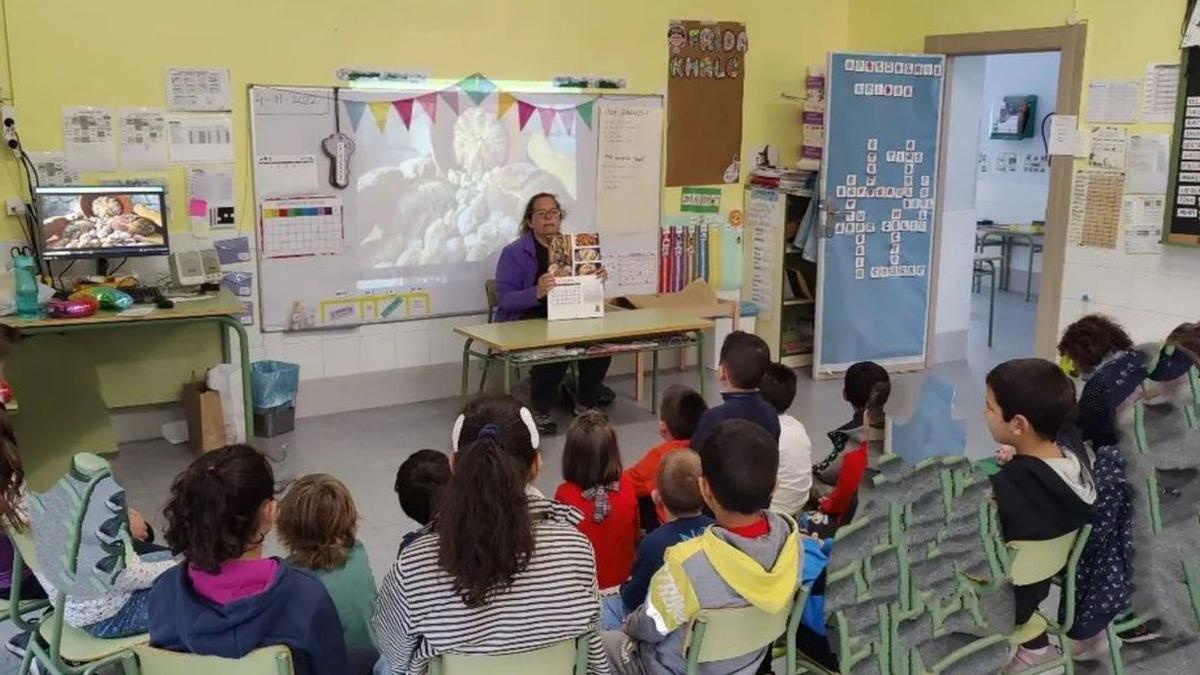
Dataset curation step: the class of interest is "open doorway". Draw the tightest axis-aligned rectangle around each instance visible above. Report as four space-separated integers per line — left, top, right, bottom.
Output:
941 52 1060 371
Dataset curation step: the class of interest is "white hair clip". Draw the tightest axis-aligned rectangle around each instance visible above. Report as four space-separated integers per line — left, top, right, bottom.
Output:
450 406 540 452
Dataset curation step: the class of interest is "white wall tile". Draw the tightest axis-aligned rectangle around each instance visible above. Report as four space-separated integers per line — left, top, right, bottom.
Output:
360 333 397 373
322 335 363 378
283 340 325 380
395 330 431 369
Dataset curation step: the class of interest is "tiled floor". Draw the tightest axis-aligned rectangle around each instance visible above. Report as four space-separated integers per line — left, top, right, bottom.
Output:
4 290 1190 673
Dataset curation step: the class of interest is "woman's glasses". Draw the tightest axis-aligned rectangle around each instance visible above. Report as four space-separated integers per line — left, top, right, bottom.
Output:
532 208 562 219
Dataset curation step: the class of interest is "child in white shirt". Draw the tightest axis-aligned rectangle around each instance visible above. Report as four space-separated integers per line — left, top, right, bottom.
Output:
760 363 813 515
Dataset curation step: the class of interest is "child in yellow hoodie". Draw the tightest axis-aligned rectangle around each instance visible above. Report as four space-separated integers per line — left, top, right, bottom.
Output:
603 419 804 675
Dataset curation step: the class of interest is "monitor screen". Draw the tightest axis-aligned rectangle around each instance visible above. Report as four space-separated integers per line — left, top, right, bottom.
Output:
35 186 169 259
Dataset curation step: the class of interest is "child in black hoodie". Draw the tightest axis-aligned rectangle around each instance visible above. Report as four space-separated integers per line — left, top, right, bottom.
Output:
985 359 1096 674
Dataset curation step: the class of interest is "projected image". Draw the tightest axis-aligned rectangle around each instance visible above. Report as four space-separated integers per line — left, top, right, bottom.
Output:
40 192 165 252
354 106 581 268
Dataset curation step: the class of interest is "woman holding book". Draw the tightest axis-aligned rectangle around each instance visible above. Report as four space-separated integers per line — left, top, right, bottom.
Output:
494 193 611 435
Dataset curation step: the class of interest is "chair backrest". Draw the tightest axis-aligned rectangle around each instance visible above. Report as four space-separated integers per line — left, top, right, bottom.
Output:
133 645 294 675
484 279 499 323
1006 528 1080 586
429 635 587 675
685 596 792 666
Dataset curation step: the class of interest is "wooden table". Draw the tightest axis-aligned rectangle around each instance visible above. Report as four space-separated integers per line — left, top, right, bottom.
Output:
975 224 1045 302
1 290 252 439
454 309 714 413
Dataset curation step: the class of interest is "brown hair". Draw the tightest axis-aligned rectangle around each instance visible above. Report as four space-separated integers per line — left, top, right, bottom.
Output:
1058 315 1133 374
562 411 622 490
277 473 358 572
0 411 25 530
1167 322 1200 365
437 395 539 607
656 449 704 516
519 193 564 233
660 385 708 440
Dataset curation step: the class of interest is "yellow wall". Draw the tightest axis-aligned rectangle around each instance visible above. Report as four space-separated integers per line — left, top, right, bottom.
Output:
0 0 849 240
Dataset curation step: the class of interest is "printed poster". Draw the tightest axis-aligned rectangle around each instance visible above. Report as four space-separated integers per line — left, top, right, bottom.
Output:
665 20 748 186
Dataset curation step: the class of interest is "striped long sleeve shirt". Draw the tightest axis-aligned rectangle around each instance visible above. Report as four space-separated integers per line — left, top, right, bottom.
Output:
372 493 612 675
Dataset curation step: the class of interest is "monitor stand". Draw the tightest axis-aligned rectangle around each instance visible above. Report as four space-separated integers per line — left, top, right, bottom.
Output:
95 257 110 278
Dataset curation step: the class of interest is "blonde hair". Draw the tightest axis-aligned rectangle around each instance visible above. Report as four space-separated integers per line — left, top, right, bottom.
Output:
277 473 358 571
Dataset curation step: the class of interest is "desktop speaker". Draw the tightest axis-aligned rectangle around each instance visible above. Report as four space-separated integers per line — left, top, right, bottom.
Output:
170 249 222 286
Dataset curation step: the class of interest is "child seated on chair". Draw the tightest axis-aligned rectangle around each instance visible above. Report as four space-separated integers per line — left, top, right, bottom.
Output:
149 445 350 675
625 385 708 532
602 419 803 675
985 359 1096 674
601 449 713 630
555 411 640 590
393 449 450 554
277 474 379 667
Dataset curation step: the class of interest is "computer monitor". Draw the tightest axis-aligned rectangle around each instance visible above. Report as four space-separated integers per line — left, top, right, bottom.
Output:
35 186 169 260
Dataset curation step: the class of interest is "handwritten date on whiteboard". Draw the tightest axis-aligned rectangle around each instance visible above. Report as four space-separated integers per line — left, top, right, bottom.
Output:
253 88 331 115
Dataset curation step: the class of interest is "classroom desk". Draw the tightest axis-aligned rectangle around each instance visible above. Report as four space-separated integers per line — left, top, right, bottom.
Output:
975 224 1045 302
455 309 714 413
1 289 252 439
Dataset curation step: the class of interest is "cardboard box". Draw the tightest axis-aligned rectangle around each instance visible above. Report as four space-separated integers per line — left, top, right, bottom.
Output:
183 381 227 455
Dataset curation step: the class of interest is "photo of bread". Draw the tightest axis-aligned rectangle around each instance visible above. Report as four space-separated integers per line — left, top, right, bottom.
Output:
574 232 600 247
575 262 600 276
575 247 600 263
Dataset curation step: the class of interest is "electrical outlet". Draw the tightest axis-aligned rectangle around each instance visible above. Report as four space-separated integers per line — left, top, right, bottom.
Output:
1 106 16 158
5 199 25 216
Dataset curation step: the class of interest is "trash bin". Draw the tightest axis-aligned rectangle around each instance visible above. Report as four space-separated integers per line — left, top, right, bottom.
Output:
250 360 299 437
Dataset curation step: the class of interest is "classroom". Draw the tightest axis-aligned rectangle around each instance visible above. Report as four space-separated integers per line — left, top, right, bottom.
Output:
0 0 1197 673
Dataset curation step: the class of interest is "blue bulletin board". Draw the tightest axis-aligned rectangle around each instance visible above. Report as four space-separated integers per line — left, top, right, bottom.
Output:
814 52 945 375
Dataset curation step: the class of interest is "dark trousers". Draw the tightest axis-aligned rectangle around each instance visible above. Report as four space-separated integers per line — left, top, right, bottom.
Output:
1015 581 1052 649
530 356 611 412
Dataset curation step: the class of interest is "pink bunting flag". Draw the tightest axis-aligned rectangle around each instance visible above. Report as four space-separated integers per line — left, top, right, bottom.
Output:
538 107 556 134
558 108 575 134
517 101 535 130
392 98 414 128
439 89 460 115
417 93 437 123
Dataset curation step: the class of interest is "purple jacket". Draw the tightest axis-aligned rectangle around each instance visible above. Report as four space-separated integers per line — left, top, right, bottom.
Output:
493 231 541 322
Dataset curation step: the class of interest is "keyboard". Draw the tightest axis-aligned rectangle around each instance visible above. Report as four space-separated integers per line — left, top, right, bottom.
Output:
125 286 165 305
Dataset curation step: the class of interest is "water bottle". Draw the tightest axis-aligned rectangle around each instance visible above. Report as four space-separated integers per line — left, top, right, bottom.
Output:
13 253 39 319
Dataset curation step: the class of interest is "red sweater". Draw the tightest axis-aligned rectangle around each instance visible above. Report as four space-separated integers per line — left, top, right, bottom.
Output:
625 438 691 497
818 441 867 521
555 474 640 589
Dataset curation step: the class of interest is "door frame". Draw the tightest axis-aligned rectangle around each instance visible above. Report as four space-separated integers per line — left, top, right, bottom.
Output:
924 25 1087 361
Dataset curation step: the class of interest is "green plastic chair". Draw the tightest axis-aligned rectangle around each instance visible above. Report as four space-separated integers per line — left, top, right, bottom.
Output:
132 645 293 675
1005 525 1091 675
8 525 144 675
683 586 808 675
427 634 589 675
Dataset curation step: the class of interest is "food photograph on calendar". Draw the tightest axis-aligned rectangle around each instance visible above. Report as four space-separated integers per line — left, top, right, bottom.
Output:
548 232 603 277
37 186 168 256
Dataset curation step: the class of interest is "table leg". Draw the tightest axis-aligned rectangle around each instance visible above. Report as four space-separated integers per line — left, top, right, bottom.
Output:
218 316 253 442
461 339 473 398
1025 237 1036 302
503 356 512 395
1001 238 1012 292
635 352 645 403
697 331 705 396
651 349 659 414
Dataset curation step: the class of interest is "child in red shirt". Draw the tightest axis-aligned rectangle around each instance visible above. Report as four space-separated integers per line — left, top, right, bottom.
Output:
555 411 639 589
624 385 708 530
816 362 890 523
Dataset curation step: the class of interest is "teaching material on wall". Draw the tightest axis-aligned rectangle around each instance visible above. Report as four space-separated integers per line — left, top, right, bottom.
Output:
1068 169 1124 249
661 213 734 292
117 108 168 170
221 271 255 298
594 101 663 234
1186 2 1200 48
1167 53 1200 246
167 114 233 164
1122 194 1165 254
681 187 721 213
1047 115 1078 156
249 82 662 331
61 107 116 171
1086 78 1139 123
1022 153 1048 173
254 155 319 198
800 65 827 167
28 151 78 186
258 196 344 259
547 275 604 321
817 52 944 374
167 67 232 112
994 151 1017 173
1087 125 1128 170
665 20 748 186
1124 134 1170 195
187 165 236 233
1142 63 1180 123
745 188 780 311
214 236 252 265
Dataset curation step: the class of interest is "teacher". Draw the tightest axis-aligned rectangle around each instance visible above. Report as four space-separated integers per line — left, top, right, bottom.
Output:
493 193 612 435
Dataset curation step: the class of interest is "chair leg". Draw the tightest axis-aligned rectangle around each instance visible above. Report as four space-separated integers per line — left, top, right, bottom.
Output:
478 362 490 393
1106 624 1124 675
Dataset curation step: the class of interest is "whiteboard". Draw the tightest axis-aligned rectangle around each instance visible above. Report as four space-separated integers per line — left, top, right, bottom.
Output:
248 85 662 332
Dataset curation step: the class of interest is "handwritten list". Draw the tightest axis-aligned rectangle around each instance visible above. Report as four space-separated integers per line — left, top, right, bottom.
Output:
595 102 663 235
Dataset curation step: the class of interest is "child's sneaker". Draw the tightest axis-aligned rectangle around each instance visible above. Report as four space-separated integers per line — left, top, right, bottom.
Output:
1002 645 1065 674
1069 632 1108 662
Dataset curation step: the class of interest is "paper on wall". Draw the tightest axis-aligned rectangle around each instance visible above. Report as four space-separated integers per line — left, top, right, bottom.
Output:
28 151 78 186
61 107 116 171
117 108 168 170
1086 78 1139 123
1047 115 1078 156
1087 125 1127 170
1068 169 1124 249
1142 63 1180 124
167 114 234 164
1124 134 1169 195
595 103 663 235
167 68 232 112
1121 194 1165 254
254 155 319 198
187 165 237 233
1184 4 1200 48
